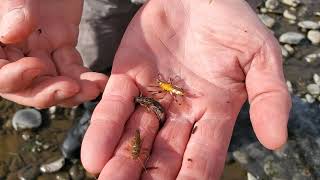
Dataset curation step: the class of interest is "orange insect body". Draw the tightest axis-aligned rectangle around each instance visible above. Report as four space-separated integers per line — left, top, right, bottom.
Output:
157 79 184 96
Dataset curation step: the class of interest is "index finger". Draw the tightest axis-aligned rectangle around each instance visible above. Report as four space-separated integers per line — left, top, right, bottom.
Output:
81 74 139 174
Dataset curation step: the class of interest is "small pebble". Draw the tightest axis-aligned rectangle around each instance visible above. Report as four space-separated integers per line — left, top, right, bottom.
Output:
279 32 305 44
265 0 279 10
307 30 320 45
131 0 146 4
281 0 300 7
260 7 268 14
69 164 85 180
298 21 320 30
49 106 57 119
304 53 319 63
247 172 258 180
286 81 293 93
232 151 249 164
12 108 42 131
40 157 65 173
313 74 320 85
283 9 297 20
284 44 295 54
281 46 289 57
56 172 70 180
305 94 315 103
258 14 276 28
307 84 320 95
21 132 31 141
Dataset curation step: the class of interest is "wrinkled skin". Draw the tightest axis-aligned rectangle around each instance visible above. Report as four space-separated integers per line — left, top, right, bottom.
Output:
0 0 291 179
81 0 291 179
0 0 107 108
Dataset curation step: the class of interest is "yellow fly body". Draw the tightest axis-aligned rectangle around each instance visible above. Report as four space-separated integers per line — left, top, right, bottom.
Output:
157 79 185 96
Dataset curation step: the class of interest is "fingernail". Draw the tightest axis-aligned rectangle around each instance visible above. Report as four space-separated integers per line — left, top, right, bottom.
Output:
55 88 80 101
22 69 41 81
0 9 25 37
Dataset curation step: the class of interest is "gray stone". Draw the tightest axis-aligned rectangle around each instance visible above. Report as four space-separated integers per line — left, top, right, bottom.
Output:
307 30 320 45
279 32 305 44
69 164 85 180
284 44 295 54
131 0 146 4
12 109 42 130
298 20 320 30
305 53 319 63
265 0 279 10
247 172 258 180
280 0 300 7
283 10 297 20
281 46 289 57
306 84 320 95
305 94 315 103
40 157 65 173
258 14 276 28
313 74 320 86
286 81 293 93
229 96 320 178
55 172 70 180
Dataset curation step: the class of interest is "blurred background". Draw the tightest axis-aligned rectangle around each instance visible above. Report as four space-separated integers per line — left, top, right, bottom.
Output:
0 0 320 179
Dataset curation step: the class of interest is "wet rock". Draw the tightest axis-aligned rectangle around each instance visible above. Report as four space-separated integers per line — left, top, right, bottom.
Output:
284 44 295 55
130 0 146 4
230 96 320 178
49 106 57 119
286 81 293 93
56 172 70 180
69 164 85 180
280 0 300 7
21 131 31 141
40 157 65 173
305 93 315 103
12 108 42 130
298 20 320 30
283 9 297 20
247 172 258 180
279 32 305 44
0 161 8 179
17 164 40 180
258 14 276 28
313 74 320 86
260 7 268 13
281 46 289 57
305 53 320 63
307 30 320 45
265 0 279 10
306 84 320 95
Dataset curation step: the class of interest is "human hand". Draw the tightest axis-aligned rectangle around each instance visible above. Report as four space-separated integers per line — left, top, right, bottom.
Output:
0 0 107 108
81 0 291 179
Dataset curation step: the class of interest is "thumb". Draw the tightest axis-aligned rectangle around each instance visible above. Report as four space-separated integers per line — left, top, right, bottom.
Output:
0 0 38 44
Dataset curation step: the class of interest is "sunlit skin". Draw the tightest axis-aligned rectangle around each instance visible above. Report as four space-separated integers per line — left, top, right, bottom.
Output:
0 0 107 108
0 0 291 179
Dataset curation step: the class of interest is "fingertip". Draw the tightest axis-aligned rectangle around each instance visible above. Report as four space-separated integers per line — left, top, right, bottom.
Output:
80 72 108 92
250 94 291 150
0 2 38 44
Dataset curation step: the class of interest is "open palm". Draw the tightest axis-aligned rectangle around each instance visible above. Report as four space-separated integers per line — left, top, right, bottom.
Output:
82 0 291 179
0 0 107 108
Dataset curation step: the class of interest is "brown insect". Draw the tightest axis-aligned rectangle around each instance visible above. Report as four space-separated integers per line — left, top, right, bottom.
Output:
129 129 149 172
131 129 144 160
134 95 166 126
